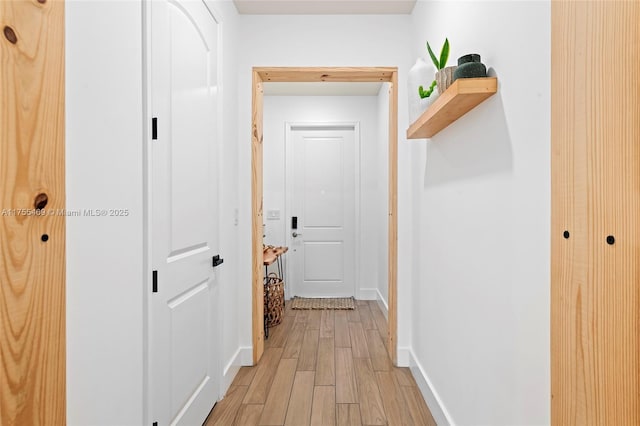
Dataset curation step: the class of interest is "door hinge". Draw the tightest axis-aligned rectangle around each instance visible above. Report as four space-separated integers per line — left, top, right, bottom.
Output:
152 270 158 293
152 117 158 140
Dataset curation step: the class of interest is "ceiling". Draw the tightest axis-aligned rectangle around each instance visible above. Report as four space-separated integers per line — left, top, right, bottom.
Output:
263 81 383 96
233 0 416 15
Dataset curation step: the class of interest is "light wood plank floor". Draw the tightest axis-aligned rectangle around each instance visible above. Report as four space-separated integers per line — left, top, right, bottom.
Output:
205 300 436 426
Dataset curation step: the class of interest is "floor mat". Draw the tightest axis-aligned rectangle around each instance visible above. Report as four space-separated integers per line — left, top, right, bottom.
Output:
289 296 355 310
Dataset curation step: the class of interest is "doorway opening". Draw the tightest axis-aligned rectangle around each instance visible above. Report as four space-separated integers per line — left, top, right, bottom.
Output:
251 67 398 364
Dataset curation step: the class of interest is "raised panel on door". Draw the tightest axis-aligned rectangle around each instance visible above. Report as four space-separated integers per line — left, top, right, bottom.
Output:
551 2 640 424
169 281 210 414
151 0 220 424
169 0 217 255
303 242 344 281
303 137 344 227
290 127 356 298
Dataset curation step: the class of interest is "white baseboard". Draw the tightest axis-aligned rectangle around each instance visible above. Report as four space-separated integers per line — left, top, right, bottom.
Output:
408 348 455 426
239 346 253 365
221 365 239 397
357 287 378 300
221 346 253 397
375 289 388 320
397 347 411 367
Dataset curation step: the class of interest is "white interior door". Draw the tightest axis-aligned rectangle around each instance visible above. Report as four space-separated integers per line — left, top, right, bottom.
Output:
150 1 221 425
288 125 358 298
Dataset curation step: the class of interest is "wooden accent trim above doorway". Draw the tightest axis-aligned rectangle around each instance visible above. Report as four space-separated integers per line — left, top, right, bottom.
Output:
256 67 397 83
0 0 66 423
251 67 399 364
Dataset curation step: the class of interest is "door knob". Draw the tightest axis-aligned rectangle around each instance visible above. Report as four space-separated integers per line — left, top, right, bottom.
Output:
292 232 303 238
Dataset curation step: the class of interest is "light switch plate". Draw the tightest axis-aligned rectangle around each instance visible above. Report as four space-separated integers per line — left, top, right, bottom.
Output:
267 209 280 220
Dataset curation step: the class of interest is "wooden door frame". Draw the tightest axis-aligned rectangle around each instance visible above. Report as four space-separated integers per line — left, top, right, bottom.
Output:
1 0 66 423
251 67 398 364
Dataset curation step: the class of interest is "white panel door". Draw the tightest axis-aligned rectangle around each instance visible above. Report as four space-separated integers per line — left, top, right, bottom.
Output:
289 126 357 298
150 1 220 425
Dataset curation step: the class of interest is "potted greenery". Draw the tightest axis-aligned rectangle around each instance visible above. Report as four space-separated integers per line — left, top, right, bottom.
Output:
425 38 457 95
409 39 455 122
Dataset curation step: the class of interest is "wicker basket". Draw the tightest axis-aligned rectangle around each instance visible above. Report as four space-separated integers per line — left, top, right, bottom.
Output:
264 273 284 328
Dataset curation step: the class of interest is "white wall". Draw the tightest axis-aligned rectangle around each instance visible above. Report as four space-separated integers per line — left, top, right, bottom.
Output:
262 95 383 300
408 1 551 424
237 13 414 352
212 1 245 393
66 1 241 424
66 2 144 424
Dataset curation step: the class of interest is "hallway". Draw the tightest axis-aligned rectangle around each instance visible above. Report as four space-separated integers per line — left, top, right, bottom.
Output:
206 300 435 425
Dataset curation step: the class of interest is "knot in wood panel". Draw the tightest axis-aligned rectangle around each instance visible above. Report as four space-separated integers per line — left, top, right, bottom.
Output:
3 26 18 44
34 193 48 210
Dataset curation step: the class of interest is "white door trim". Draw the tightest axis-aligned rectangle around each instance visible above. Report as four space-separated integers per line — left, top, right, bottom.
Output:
142 1 224 424
284 122 361 299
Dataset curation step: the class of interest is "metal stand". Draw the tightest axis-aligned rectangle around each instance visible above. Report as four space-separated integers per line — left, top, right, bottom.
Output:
264 265 269 339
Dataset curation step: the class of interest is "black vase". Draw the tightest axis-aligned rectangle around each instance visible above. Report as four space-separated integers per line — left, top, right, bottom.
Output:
453 54 487 81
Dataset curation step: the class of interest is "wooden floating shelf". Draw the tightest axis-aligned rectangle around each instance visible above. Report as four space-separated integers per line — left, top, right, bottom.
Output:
406 77 498 139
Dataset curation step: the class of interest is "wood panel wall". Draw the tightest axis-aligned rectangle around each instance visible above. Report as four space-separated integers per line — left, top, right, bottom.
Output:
0 0 66 424
551 1 640 423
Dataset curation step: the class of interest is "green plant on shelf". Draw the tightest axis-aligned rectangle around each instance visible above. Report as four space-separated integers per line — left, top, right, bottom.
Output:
419 81 437 99
419 38 450 99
